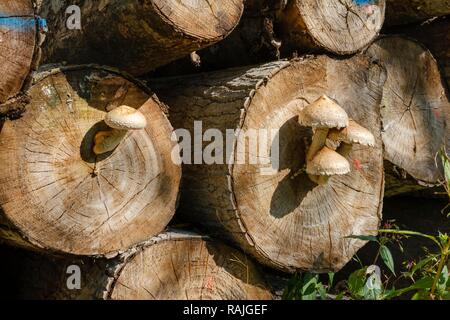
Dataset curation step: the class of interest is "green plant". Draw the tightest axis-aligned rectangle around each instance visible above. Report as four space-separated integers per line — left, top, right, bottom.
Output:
283 272 334 300
283 148 450 300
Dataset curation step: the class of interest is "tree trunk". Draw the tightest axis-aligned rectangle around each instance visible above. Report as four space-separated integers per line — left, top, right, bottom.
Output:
149 55 387 273
366 36 450 196
38 0 244 76
0 1 43 116
278 0 386 55
0 65 181 256
385 0 450 26
0 230 273 300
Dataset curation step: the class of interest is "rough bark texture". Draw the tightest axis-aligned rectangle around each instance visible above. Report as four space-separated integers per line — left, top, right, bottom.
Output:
0 65 181 256
0 1 43 115
385 0 450 26
38 0 244 76
366 36 450 195
0 230 273 300
149 55 386 272
278 0 386 55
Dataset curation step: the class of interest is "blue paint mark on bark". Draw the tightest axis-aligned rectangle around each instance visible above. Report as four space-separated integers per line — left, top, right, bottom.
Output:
0 17 35 30
354 0 375 5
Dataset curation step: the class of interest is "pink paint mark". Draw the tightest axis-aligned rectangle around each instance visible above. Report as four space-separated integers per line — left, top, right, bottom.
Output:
433 109 441 119
353 159 362 171
204 276 215 291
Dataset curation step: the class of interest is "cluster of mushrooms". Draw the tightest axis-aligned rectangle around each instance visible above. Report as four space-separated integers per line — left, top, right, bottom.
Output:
298 95 375 185
91 96 375 188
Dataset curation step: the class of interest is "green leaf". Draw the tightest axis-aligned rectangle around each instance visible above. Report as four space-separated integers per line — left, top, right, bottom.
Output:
317 283 327 300
411 255 437 277
411 290 431 300
380 245 396 276
378 229 442 249
348 268 367 298
335 292 345 300
328 272 335 288
346 235 378 242
437 265 449 293
442 150 450 191
413 276 434 290
363 273 383 300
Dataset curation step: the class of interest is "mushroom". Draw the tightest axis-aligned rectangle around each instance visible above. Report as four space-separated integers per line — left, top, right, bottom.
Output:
298 95 349 183
93 105 147 155
307 146 351 185
327 119 375 158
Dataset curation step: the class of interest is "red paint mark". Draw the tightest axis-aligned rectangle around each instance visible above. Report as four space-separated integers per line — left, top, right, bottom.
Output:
353 159 362 171
204 276 215 291
433 109 441 119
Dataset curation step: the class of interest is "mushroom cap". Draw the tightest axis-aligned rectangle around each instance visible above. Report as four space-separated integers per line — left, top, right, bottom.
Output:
299 95 348 129
105 105 147 130
328 119 375 147
306 146 351 176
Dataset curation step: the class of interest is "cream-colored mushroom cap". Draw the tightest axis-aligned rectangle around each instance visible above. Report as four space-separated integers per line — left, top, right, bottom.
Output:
306 146 351 176
105 105 147 130
328 119 375 147
299 95 348 129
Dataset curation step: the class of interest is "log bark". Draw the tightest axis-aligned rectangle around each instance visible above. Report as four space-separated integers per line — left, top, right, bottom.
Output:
0 65 181 256
149 55 387 273
385 0 450 26
278 0 386 55
0 230 273 300
37 0 244 76
0 1 44 116
366 36 450 196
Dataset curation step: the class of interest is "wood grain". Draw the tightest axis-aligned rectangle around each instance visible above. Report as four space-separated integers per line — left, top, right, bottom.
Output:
366 36 450 195
150 55 386 272
0 66 181 256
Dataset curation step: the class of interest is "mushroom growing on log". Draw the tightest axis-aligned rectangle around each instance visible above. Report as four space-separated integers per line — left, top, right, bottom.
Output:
385 0 450 26
37 0 244 76
149 55 387 272
0 230 273 300
0 65 181 256
366 36 450 197
0 1 45 117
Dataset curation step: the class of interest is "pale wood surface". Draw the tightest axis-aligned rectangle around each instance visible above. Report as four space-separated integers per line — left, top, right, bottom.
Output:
0 66 181 256
150 55 386 272
366 36 450 194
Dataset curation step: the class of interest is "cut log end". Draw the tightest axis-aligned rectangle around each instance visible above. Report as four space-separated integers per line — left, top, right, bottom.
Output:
151 55 386 272
110 232 272 300
366 36 450 187
0 231 273 300
0 66 181 256
0 1 38 106
280 0 386 55
152 0 243 40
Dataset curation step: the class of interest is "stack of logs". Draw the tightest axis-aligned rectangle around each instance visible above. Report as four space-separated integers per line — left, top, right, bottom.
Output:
0 0 449 300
